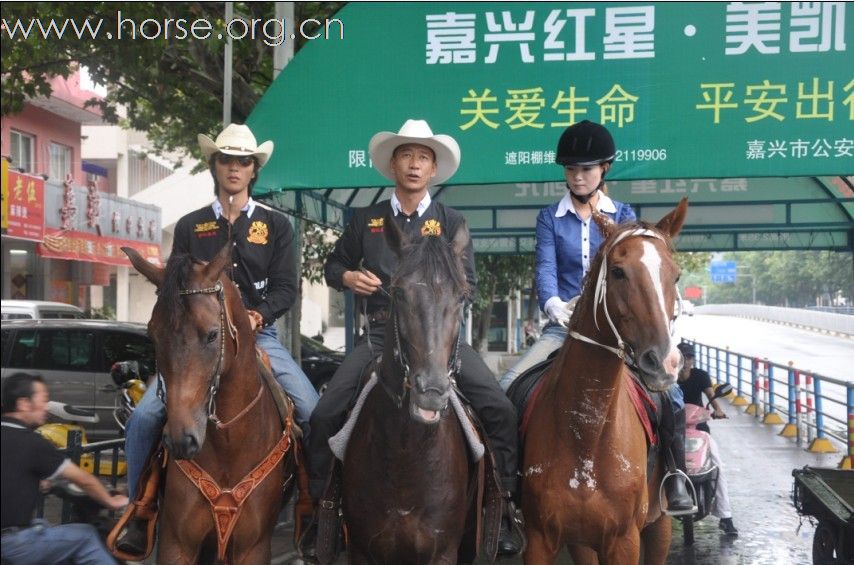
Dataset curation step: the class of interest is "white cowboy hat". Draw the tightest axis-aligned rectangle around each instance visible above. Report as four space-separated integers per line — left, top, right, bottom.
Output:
369 119 460 186
198 123 274 167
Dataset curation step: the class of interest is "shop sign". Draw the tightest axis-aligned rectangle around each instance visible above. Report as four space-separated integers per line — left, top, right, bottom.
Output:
6 171 45 241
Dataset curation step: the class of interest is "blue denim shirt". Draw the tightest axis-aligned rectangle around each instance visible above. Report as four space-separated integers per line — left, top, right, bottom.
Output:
535 192 636 311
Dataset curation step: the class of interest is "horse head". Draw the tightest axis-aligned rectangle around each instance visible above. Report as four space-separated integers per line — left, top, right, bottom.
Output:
123 243 245 459
383 216 471 424
582 197 688 391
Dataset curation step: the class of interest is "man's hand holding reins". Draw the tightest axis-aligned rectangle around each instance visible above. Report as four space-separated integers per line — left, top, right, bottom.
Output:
343 269 382 296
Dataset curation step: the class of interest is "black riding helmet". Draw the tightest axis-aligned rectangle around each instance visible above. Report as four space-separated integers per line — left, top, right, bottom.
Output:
677 342 696 359
557 120 616 203
556 120 616 166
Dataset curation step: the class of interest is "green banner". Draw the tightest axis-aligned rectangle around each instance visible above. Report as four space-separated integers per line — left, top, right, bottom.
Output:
250 2 853 190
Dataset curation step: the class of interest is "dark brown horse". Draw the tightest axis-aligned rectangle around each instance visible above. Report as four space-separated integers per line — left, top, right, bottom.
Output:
521 199 689 564
341 222 478 564
124 244 297 564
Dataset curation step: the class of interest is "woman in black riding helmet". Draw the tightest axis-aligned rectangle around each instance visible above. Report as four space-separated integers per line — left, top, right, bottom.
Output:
500 120 696 515
499 120 635 388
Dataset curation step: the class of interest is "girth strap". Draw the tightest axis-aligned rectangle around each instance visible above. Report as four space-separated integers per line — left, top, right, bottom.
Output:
174 425 292 561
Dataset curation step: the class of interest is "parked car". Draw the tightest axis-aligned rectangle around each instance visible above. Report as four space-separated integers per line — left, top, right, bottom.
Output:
1 318 343 437
1 299 85 320
300 334 344 394
682 300 696 316
0 319 155 439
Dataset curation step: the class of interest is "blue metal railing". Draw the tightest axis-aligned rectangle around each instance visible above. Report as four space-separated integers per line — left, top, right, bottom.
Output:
683 340 852 464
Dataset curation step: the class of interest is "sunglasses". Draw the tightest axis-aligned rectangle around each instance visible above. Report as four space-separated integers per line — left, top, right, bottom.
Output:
215 154 255 167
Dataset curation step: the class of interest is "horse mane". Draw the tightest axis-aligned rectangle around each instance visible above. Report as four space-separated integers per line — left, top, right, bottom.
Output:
391 235 470 300
159 253 205 329
568 218 674 331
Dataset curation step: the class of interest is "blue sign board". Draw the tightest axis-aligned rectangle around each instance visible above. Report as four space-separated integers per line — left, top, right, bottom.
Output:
710 261 737 284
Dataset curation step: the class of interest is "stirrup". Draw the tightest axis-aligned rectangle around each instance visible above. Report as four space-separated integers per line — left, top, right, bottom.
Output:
658 468 698 517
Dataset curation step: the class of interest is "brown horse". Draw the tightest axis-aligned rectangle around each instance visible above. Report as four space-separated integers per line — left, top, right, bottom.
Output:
341 222 478 564
521 198 689 564
124 244 297 564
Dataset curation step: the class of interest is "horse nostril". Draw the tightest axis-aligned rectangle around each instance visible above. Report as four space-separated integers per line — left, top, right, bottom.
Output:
639 349 661 372
183 433 199 454
414 373 446 396
414 373 428 394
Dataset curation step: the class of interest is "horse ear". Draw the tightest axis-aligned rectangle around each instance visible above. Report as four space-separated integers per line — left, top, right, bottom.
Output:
452 222 470 258
122 247 164 287
592 209 617 240
384 212 408 258
203 240 232 281
655 197 689 239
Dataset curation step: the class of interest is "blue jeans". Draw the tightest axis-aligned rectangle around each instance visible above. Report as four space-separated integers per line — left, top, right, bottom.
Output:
498 323 567 391
0 520 114 564
125 325 318 499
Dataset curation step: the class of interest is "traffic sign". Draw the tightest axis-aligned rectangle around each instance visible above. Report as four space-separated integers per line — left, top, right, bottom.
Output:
710 261 737 284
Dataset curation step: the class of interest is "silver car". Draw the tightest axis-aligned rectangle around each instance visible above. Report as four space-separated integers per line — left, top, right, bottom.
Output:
1 319 155 438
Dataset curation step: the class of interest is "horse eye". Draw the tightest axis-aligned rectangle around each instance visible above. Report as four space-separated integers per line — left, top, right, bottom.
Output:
610 266 626 279
206 329 218 344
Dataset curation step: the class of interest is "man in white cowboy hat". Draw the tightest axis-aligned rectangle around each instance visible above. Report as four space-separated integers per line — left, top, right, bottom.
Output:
302 119 522 556
115 123 319 556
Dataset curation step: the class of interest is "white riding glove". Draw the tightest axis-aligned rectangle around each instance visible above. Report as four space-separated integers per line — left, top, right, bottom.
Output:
544 297 572 328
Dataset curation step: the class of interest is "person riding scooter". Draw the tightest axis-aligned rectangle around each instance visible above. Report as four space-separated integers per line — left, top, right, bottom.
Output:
677 343 739 536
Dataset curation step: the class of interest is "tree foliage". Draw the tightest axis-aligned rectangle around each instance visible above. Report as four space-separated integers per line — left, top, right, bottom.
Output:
301 222 336 284
471 254 535 352
2 2 345 162
682 250 853 307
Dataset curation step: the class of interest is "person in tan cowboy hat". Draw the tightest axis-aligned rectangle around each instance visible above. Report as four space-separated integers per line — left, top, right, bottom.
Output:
301 119 522 557
115 123 319 556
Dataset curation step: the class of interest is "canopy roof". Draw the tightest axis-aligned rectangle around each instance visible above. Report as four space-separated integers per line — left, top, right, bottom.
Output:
249 2 853 251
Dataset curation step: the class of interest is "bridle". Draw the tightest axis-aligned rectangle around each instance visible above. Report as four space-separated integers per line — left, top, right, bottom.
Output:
373 284 463 410
156 279 256 428
568 227 680 367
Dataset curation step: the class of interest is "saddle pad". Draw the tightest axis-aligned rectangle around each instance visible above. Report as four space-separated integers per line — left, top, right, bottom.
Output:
329 372 484 462
509 357 658 447
624 371 658 446
507 357 554 439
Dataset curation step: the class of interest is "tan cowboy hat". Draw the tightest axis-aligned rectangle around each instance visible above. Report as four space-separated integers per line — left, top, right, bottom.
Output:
369 119 461 185
198 123 274 167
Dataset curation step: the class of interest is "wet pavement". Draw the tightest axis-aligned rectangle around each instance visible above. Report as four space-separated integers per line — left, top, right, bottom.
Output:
118 393 841 564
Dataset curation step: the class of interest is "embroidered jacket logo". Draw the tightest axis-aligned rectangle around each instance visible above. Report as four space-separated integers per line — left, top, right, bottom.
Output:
248 221 269 244
421 219 442 237
368 217 384 233
194 221 218 233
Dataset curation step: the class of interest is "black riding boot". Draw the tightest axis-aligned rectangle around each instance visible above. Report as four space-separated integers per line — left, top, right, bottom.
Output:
497 487 524 556
660 404 696 516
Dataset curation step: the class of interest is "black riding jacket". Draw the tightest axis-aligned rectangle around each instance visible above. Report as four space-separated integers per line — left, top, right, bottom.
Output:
172 202 297 327
324 200 477 315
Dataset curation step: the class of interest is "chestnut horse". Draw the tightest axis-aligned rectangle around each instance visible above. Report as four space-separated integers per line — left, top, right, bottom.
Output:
341 222 478 564
521 198 689 564
124 244 297 564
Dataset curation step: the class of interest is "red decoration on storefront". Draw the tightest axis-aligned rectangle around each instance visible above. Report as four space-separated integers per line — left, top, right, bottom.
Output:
86 180 101 228
60 173 77 230
39 227 162 267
